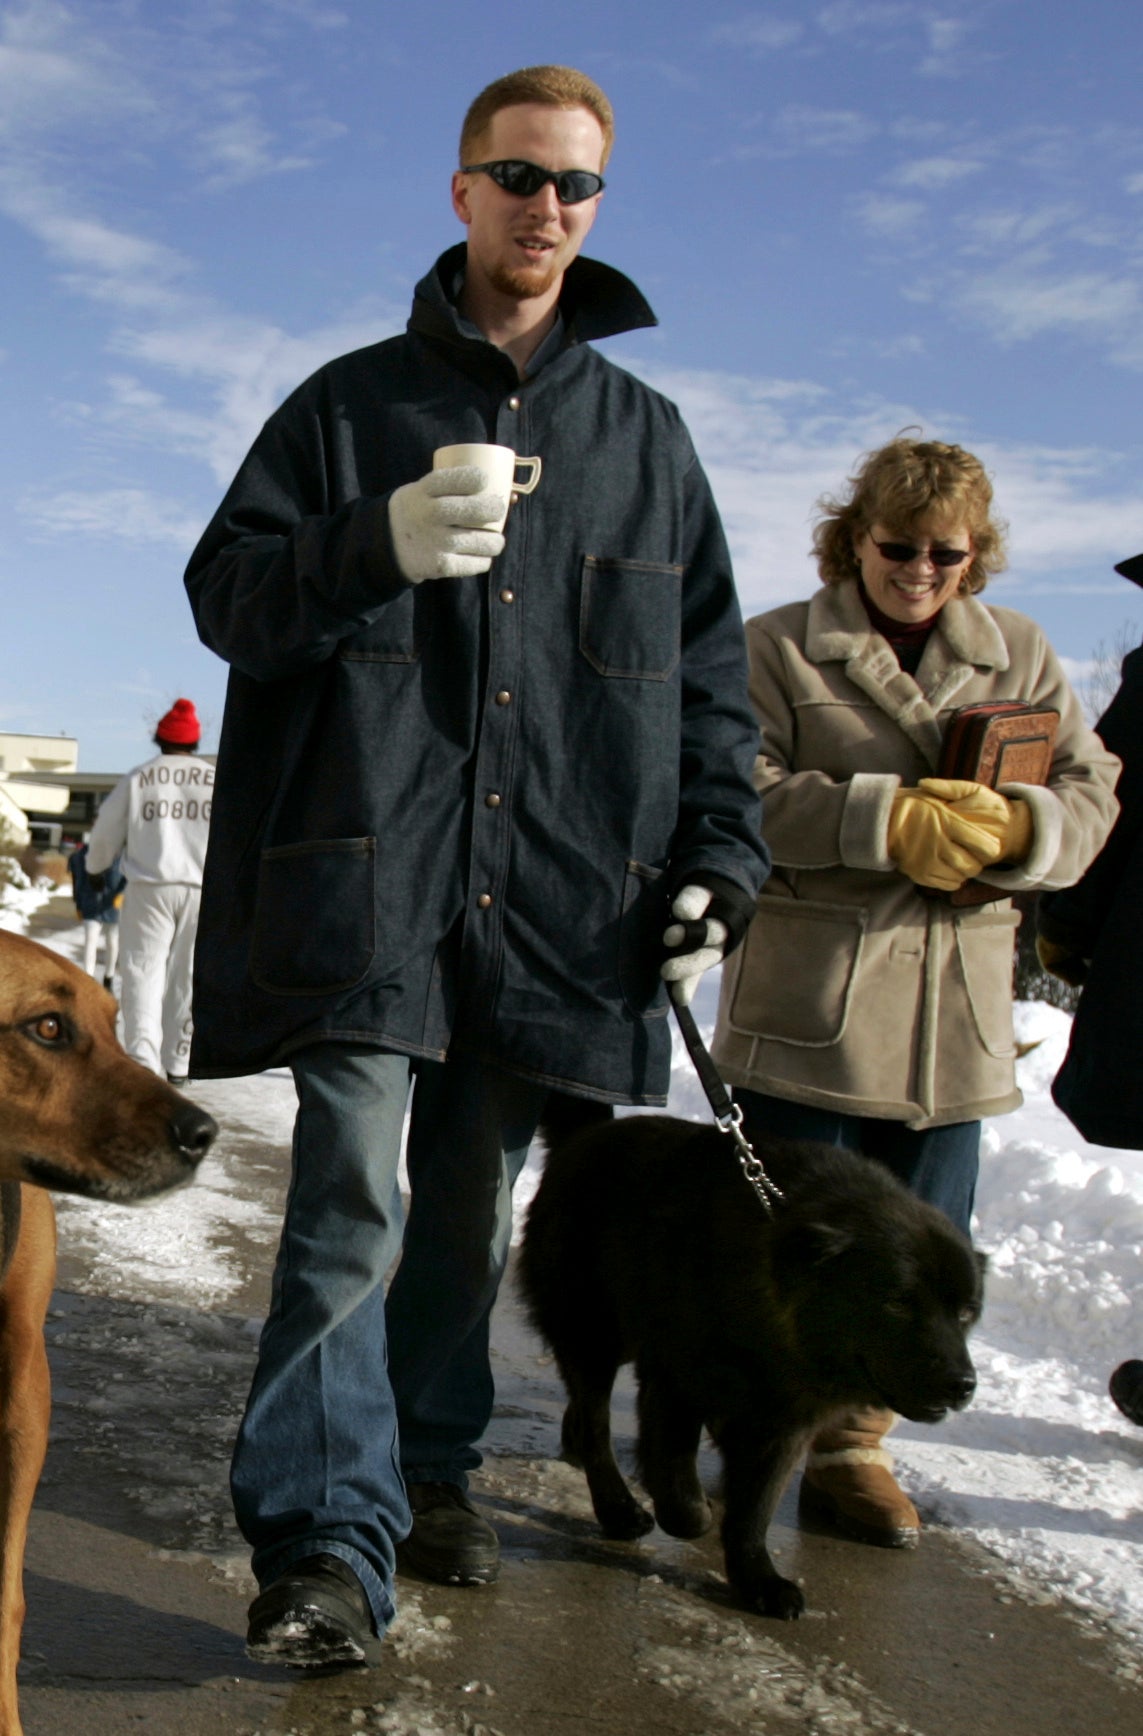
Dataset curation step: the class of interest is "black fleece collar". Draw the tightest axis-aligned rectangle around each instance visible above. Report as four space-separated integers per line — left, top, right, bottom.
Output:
407 242 658 361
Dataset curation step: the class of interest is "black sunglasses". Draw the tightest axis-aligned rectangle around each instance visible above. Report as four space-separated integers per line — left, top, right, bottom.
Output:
461 158 605 205
871 537 971 569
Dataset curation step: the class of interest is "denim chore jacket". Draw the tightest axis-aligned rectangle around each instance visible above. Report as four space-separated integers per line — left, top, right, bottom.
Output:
184 245 769 1101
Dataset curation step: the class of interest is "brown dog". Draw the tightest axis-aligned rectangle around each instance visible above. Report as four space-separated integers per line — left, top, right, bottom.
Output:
0 928 217 1735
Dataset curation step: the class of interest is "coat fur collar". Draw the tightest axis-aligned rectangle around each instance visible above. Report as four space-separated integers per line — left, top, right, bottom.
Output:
804 578 1011 767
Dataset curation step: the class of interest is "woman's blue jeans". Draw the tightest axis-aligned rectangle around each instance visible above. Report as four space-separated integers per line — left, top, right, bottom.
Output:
732 1087 980 1240
229 1042 546 1632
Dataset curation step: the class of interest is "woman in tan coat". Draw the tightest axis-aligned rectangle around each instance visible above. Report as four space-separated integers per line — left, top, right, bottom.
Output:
711 435 1120 1548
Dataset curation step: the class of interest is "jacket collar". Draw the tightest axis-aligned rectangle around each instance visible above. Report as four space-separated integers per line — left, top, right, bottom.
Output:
408 243 658 364
805 578 1011 766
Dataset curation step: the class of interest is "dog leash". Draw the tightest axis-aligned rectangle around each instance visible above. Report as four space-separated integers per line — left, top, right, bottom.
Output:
671 995 785 1217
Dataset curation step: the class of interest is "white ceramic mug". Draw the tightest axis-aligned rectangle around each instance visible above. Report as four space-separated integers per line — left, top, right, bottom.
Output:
432 442 542 531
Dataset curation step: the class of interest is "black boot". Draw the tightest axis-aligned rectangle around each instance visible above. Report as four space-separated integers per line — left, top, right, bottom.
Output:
397 1482 500 1584
246 1552 383 1668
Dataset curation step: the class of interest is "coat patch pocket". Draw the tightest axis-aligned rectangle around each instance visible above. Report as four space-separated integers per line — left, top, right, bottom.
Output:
251 837 376 996
954 907 1020 1058
726 896 866 1047
580 556 683 681
618 859 671 1018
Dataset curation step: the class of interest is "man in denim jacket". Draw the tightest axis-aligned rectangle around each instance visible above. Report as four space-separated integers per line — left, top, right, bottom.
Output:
185 64 767 1667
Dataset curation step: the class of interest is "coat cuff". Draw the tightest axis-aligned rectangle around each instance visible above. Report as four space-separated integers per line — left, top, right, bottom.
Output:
667 870 756 954
839 772 901 872
974 783 1064 892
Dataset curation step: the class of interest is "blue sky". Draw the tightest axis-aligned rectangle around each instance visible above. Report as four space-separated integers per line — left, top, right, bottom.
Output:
3 0 1143 767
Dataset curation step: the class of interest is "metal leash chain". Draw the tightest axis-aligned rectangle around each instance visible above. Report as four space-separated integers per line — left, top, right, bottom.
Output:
671 997 785 1216
717 1098 786 1215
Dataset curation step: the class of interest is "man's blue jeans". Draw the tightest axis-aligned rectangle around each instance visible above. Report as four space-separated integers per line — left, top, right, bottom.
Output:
230 1042 546 1633
732 1087 980 1240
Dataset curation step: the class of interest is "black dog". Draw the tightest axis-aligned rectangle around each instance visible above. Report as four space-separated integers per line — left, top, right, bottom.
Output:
519 1103 984 1619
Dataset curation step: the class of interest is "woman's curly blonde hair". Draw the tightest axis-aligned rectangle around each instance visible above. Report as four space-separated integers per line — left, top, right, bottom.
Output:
812 432 1008 595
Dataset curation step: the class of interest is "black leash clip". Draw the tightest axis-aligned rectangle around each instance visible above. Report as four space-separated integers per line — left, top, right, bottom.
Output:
671 1000 784 1216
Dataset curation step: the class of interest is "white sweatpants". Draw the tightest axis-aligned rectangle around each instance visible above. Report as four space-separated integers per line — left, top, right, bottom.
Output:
82 919 120 980
118 882 201 1078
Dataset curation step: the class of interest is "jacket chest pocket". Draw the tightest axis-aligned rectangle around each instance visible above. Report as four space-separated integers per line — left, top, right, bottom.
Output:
579 556 683 681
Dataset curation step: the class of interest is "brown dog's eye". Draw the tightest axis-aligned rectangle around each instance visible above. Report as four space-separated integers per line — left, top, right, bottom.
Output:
26 1014 69 1047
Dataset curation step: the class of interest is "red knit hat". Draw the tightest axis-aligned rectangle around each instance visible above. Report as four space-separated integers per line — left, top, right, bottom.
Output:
155 698 201 745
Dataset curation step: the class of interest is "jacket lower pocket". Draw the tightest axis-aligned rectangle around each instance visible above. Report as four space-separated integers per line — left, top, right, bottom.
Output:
251 837 375 995
955 907 1020 1058
726 895 866 1047
618 859 671 1018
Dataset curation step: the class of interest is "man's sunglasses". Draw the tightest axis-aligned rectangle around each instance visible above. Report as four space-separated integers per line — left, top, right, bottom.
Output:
460 159 605 205
871 537 971 569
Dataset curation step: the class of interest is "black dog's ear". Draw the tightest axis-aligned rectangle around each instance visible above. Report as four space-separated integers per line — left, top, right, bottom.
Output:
782 1221 855 1268
974 1249 988 1289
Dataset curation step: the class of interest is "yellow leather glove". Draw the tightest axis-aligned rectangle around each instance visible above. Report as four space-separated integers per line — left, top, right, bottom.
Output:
917 778 1035 865
887 787 1005 891
1035 934 1089 987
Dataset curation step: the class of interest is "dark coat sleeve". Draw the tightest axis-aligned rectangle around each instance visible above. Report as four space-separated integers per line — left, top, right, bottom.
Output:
668 452 769 902
1039 644 1143 955
183 376 410 683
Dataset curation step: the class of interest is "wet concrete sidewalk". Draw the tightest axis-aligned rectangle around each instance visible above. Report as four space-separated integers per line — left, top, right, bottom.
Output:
13 896 1143 1733
22 1268 1143 1736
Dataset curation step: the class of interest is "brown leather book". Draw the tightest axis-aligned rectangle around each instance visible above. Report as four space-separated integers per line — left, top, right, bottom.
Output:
937 702 1059 907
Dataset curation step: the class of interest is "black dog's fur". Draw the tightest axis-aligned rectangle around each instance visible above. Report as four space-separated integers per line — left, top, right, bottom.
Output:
519 1102 985 1619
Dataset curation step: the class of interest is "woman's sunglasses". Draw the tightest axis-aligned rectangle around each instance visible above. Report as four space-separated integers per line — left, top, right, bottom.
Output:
461 159 605 205
871 537 971 569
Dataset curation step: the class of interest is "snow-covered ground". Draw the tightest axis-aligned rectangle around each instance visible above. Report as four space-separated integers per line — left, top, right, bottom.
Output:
0 860 54 932
14 903 1143 1665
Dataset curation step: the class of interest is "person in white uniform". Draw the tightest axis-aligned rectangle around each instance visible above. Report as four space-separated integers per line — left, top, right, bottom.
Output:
87 698 213 1082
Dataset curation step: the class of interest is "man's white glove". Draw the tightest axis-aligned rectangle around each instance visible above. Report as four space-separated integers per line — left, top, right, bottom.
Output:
660 883 729 1008
388 465 508 582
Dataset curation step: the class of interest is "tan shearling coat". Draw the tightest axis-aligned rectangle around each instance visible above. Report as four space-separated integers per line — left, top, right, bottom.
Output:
711 579 1121 1127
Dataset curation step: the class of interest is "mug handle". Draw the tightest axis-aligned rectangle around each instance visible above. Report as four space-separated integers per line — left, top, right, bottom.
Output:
512 456 542 495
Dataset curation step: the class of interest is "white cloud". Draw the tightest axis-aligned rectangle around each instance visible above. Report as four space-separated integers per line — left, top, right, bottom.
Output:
955 202 1078 254
18 487 206 547
0 172 189 314
959 270 1142 349
0 0 343 197
111 304 405 483
816 2 916 36
0 158 400 481
919 12 970 71
870 332 926 358
193 99 315 188
852 191 925 235
263 0 349 24
0 0 147 139
710 16 804 52
893 155 985 189
773 103 878 152
607 363 1143 628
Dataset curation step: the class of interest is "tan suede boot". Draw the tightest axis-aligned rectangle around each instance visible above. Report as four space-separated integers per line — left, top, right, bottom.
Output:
799 1406 920 1549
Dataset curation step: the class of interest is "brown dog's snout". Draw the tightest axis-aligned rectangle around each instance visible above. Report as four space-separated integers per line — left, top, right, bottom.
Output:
167 1099 218 1164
